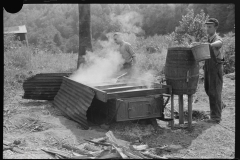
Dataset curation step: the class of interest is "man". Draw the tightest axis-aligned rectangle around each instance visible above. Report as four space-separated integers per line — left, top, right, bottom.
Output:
113 33 136 74
203 18 226 123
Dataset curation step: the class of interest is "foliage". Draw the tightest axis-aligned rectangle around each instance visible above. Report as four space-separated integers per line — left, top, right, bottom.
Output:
221 32 235 74
4 4 235 52
174 9 209 44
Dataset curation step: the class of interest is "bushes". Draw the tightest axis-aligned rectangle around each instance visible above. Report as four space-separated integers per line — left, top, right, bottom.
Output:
221 32 235 74
174 9 209 46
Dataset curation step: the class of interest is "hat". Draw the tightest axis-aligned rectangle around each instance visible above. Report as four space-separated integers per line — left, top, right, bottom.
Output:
205 18 219 26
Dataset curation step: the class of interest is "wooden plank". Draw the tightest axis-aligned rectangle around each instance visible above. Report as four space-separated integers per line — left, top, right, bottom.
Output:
178 95 184 124
188 94 193 128
94 83 128 89
171 94 174 129
102 86 145 92
107 87 170 100
41 148 72 158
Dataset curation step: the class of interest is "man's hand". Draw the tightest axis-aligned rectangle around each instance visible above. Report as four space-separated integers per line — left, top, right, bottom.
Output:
190 42 201 47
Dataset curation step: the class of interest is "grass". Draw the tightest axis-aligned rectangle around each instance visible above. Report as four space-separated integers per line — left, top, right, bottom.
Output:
4 46 77 103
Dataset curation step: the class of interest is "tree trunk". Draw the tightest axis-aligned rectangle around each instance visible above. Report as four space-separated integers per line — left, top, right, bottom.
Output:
78 4 93 69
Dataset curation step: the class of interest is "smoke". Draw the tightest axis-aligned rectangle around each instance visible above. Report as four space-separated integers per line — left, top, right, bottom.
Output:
69 36 125 86
70 9 161 88
125 67 159 89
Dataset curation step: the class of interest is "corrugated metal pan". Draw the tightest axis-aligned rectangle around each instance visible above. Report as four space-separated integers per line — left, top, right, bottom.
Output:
53 76 95 130
22 72 71 100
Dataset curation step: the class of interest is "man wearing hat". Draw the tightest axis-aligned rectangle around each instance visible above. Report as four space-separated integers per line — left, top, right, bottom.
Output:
204 18 226 123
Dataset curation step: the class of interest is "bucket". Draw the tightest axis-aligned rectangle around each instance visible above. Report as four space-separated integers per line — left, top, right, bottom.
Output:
191 43 211 62
164 47 199 95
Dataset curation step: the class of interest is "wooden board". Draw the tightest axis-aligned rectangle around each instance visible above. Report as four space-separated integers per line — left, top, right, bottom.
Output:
65 77 171 102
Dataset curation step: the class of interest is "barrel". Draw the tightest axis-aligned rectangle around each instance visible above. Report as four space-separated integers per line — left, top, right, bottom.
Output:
164 47 199 95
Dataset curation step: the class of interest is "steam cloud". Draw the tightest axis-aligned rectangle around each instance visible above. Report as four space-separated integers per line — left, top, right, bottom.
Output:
70 9 161 88
69 36 125 86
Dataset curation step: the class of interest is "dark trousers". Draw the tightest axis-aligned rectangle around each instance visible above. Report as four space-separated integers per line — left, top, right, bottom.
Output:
204 58 223 121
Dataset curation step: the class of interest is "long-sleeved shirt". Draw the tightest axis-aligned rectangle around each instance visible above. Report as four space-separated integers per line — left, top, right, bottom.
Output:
119 41 136 63
208 33 224 59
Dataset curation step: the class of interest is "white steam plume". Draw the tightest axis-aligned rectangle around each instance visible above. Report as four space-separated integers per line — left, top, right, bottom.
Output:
69 37 125 86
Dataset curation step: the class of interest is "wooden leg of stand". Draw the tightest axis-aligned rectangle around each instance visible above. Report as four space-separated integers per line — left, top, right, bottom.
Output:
179 95 184 124
171 94 174 129
188 94 193 128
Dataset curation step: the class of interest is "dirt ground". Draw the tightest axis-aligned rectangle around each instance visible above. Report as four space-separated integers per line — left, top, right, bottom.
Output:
3 74 235 159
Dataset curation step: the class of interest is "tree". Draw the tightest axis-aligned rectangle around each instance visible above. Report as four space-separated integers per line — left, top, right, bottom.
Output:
174 9 209 44
78 4 93 69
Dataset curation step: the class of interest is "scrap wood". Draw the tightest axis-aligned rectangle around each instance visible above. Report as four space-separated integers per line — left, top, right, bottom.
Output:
131 144 148 151
70 151 95 159
106 131 130 148
106 131 148 159
128 145 149 159
84 139 112 146
88 150 104 157
3 140 12 146
110 142 146 159
41 148 72 158
111 143 128 159
70 155 94 159
122 148 143 159
3 141 25 154
147 145 170 152
98 152 122 159
141 151 168 159
96 150 121 159
84 143 102 152
62 144 91 155
55 154 64 159
91 137 108 143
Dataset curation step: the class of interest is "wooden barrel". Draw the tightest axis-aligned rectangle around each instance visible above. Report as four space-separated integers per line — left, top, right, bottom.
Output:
164 47 199 95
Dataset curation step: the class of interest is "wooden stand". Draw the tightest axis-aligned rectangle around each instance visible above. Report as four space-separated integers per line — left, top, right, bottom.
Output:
178 95 184 124
171 94 174 129
170 94 193 128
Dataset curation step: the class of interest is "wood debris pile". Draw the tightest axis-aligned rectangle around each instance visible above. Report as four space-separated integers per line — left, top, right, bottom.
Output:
40 131 181 159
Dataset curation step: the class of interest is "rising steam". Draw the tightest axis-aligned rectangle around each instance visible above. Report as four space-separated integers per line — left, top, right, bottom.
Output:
70 9 161 88
69 37 125 86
